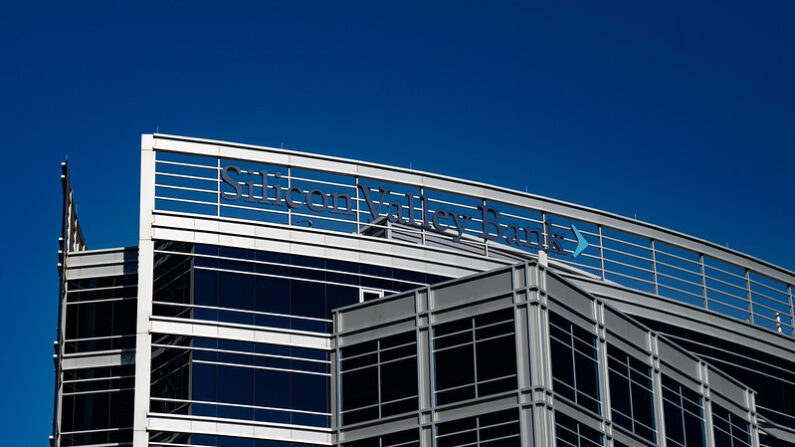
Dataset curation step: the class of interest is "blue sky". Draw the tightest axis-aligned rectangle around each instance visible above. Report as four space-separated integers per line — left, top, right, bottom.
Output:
0 1 793 442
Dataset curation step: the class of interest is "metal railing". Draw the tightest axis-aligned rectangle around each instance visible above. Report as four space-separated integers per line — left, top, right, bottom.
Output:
147 135 795 339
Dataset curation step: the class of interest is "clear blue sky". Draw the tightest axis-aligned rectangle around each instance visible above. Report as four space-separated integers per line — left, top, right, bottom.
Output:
1 1 793 442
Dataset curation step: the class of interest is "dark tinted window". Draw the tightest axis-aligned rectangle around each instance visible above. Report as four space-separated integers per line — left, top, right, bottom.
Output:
549 313 600 414
555 412 603 447
607 344 655 442
340 332 418 425
433 309 517 406
662 375 705 447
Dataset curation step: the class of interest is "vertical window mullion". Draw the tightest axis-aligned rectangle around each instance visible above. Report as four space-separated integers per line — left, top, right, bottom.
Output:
625 357 635 434
569 326 579 406
678 384 687 445
377 340 382 419
475 413 481 447
471 318 478 399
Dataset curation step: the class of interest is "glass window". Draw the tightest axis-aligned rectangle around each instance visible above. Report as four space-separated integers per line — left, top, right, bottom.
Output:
662 375 705 447
607 345 656 442
64 299 137 353
152 243 446 332
712 404 751 447
549 313 600 414
436 409 520 447
149 430 328 447
433 309 517 406
554 412 603 447
340 332 418 425
342 429 420 447
149 335 330 427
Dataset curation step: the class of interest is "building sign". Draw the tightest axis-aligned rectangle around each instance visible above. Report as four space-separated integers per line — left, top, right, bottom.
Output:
221 165 589 257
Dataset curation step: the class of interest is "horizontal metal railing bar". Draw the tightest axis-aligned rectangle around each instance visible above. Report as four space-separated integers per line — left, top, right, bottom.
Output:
703 262 748 283
748 278 790 299
654 258 703 277
652 247 703 267
602 257 655 276
654 272 704 291
289 210 358 226
567 251 605 263
548 221 601 239
603 268 656 286
494 209 544 225
752 312 794 330
705 297 751 316
155 183 218 196
657 283 707 301
600 233 653 252
155 195 218 208
551 256 603 273
750 290 791 309
704 274 748 294
704 284 749 304
155 170 218 182
287 174 359 190
751 307 793 326
601 245 654 265
705 290 750 309
155 159 217 170
426 196 481 211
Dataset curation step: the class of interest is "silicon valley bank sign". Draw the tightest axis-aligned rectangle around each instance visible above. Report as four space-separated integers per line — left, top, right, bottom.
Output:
221 165 589 257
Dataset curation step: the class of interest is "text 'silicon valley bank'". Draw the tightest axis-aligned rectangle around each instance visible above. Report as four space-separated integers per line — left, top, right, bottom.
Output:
52 134 795 447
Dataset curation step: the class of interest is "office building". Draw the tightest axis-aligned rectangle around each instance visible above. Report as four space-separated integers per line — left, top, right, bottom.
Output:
53 134 795 447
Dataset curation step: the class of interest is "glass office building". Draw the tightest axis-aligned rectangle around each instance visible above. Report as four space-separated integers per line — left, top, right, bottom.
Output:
52 134 795 447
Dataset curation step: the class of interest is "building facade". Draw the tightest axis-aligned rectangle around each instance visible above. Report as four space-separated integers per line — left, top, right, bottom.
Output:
52 134 795 447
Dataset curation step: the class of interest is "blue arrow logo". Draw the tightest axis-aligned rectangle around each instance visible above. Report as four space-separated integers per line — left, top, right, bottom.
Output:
570 224 589 257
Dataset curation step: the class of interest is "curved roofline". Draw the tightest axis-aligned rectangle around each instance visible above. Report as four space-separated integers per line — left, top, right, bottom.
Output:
150 133 793 282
